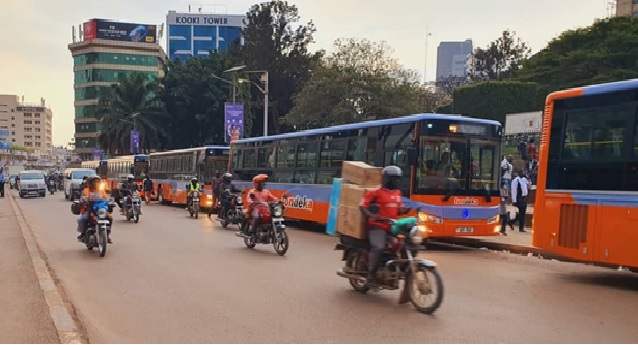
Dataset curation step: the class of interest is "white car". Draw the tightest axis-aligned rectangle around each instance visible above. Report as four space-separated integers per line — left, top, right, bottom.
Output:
18 170 47 198
64 168 96 201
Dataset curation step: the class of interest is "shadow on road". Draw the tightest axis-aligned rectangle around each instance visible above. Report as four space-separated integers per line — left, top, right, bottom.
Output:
555 272 638 291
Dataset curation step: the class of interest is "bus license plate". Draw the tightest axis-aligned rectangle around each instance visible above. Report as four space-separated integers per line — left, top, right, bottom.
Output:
456 227 473 233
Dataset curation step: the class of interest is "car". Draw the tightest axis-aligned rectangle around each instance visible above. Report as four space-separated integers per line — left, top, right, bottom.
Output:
18 170 46 198
64 168 96 201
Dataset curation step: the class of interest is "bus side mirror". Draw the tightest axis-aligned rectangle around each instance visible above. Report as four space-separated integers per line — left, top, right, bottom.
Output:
407 147 418 166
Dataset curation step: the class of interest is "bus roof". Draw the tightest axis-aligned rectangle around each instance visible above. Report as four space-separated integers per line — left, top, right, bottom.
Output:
149 145 230 157
234 113 501 144
549 78 638 101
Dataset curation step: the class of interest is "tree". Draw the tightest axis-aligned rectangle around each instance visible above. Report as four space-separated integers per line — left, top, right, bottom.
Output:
435 75 468 96
97 73 170 155
159 53 251 149
286 38 422 129
418 86 452 113
473 29 532 81
450 81 548 123
238 0 321 135
517 17 638 90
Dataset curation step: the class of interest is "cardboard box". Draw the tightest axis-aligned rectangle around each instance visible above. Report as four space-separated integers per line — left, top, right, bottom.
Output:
336 205 368 239
342 161 382 186
339 183 377 208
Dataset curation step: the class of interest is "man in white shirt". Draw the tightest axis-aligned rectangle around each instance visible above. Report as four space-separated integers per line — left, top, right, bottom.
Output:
500 156 513 191
508 170 530 232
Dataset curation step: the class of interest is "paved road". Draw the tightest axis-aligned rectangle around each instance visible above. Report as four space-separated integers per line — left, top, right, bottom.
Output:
0 195 58 343
14 192 638 343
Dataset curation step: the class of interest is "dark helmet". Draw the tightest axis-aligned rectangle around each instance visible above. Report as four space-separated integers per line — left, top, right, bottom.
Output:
382 165 402 188
88 176 101 189
222 172 232 182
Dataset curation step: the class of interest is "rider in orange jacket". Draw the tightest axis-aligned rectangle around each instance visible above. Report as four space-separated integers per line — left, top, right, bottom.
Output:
243 174 278 234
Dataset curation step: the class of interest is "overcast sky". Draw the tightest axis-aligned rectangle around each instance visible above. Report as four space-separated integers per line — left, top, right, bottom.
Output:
0 0 610 145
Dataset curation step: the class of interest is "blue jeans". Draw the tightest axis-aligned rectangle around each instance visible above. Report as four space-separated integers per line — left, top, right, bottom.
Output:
77 211 89 233
501 178 511 191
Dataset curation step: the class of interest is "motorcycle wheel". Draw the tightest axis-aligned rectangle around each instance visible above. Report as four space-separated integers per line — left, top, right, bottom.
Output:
244 235 256 249
346 251 370 293
195 208 199 219
134 210 139 223
272 229 289 256
98 231 107 257
408 266 444 314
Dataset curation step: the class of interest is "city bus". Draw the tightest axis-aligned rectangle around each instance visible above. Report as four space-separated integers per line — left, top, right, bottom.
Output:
149 146 229 206
230 113 504 237
533 79 638 269
81 154 150 190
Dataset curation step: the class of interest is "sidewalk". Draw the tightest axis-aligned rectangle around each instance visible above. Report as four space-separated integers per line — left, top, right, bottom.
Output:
0 194 59 343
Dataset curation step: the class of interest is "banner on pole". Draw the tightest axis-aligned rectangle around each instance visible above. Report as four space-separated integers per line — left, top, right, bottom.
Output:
130 130 140 154
224 102 244 143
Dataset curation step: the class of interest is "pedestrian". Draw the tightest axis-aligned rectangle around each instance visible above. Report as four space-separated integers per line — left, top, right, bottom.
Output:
499 184 509 236
508 170 530 233
211 171 221 211
0 168 5 197
500 155 513 192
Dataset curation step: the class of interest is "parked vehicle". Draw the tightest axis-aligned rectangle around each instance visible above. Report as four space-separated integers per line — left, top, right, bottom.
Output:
18 170 46 198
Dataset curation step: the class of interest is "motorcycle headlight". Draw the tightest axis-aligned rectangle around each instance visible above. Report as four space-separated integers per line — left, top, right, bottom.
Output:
193 192 199 197
410 226 424 244
418 212 443 224
97 208 108 219
273 205 283 217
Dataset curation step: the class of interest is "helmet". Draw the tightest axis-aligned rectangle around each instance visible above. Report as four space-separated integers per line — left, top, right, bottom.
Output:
222 173 232 182
252 174 269 189
191 177 198 183
382 165 402 189
88 176 101 189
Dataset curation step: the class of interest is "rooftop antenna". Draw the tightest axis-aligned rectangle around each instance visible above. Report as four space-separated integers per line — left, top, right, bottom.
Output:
72 26 76 43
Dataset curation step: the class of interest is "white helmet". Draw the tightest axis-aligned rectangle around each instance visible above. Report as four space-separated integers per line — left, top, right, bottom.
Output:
127 174 134 179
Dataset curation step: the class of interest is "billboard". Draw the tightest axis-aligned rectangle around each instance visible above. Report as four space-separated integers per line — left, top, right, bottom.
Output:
224 103 244 143
166 11 244 61
84 19 157 43
0 130 9 151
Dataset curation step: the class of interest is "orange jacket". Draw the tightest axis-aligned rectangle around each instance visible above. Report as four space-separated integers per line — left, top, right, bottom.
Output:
80 188 108 213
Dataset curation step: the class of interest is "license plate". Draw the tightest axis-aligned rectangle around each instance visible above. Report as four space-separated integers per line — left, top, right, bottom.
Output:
456 226 474 233
29 191 38 195
193 198 199 202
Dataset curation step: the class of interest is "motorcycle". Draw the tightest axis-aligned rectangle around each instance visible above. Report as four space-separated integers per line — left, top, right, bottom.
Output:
335 211 444 315
72 199 114 257
188 190 200 219
48 180 56 195
124 190 142 223
219 189 244 230
235 194 289 255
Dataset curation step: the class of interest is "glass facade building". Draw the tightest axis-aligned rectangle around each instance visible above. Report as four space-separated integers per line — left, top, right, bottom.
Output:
68 37 165 160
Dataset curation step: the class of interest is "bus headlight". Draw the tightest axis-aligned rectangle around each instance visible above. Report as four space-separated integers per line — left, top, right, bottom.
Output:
419 212 443 224
488 215 500 224
99 182 106 191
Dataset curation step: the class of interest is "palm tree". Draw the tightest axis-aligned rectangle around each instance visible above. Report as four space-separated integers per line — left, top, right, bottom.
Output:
97 73 170 156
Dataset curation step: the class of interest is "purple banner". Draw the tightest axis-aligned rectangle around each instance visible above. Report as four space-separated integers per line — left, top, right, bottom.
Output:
224 102 244 143
92 148 102 160
130 130 140 154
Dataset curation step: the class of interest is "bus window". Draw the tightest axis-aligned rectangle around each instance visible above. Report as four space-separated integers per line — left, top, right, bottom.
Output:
320 139 346 168
257 147 273 168
469 139 499 192
295 170 316 184
296 142 318 168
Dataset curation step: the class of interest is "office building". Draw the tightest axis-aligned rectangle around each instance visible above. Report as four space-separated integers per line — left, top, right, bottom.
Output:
166 10 245 61
616 0 638 17
68 18 166 160
0 95 53 158
435 39 473 82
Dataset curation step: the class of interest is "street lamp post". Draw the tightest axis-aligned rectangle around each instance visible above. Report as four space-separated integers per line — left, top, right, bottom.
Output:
238 70 269 137
211 74 238 102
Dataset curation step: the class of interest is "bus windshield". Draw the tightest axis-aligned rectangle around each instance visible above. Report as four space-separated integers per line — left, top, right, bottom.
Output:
414 135 500 196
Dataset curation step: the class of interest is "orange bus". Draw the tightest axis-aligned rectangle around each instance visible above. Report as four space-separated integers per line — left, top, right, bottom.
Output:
82 154 150 191
230 113 504 238
533 79 638 269
149 146 229 207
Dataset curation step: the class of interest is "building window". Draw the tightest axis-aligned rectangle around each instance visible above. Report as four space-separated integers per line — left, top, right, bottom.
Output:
11 138 15 142
75 122 99 133
11 131 15 135
75 86 112 101
35 135 41 140
25 142 32 147
74 53 158 67
35 142 41 147
25 128 32 132
75 105 98 119
74 69 158 84
35 113 40 118
11 116 15 120
24 120 32 124
35 128 40 132
35 120 40 124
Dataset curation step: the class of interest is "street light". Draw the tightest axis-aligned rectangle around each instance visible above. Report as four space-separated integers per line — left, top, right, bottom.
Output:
238 70 269 137
211 74 238 103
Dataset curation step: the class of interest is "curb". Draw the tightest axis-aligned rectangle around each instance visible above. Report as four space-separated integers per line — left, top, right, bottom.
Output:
431 236 569 261
8 193 86 344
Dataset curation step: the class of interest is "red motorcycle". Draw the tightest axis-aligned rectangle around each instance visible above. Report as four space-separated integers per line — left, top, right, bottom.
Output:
236 194 289 255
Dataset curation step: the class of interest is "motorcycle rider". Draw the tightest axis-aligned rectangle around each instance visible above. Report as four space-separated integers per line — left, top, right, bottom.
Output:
119 174 138 214
243 174 277 235
47 173 56 191
212 172 241 219
359 166 415 286
77 176 112 243
186 177 202 209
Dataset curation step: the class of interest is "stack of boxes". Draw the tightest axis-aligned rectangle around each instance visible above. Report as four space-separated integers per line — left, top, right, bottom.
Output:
336 161 382 239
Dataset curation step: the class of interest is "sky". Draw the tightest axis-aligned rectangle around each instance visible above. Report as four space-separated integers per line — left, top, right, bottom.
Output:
0 0 611 146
